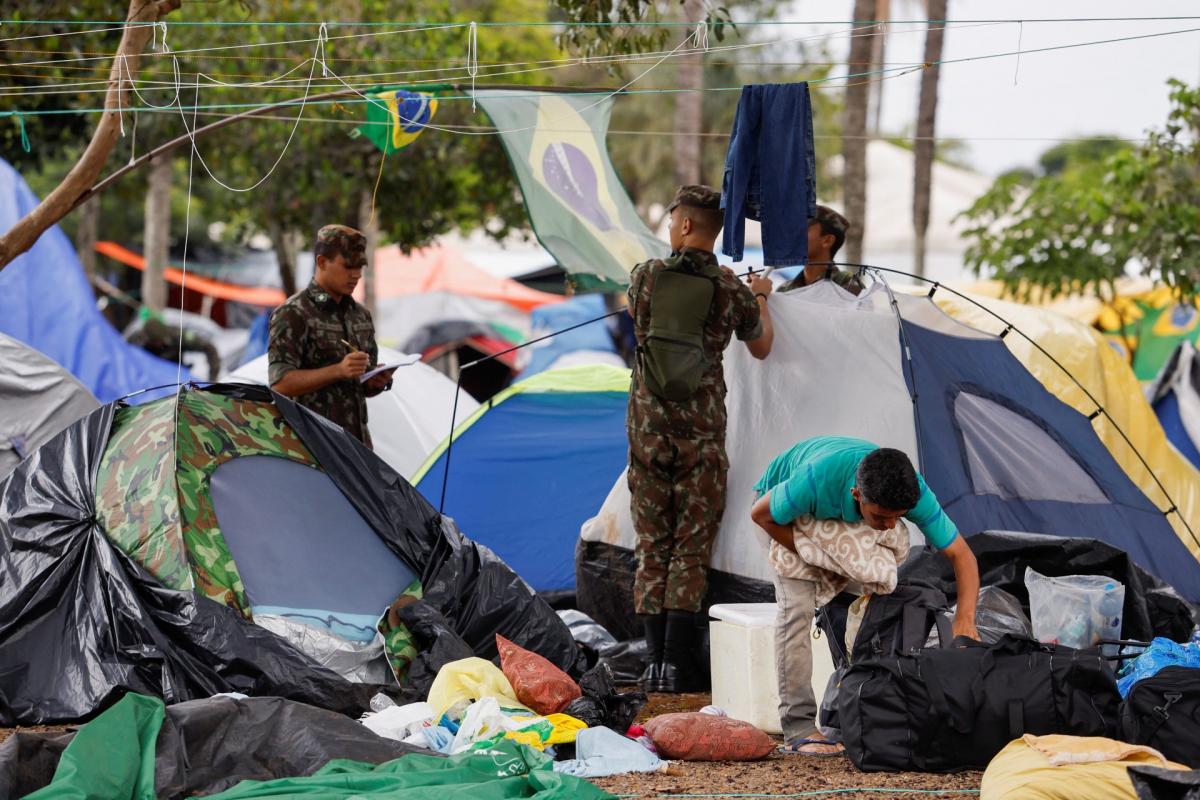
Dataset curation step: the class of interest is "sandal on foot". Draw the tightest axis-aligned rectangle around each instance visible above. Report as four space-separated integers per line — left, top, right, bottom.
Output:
778 738 845 757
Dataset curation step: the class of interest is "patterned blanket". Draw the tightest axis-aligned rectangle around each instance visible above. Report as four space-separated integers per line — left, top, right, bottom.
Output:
768 514 910 606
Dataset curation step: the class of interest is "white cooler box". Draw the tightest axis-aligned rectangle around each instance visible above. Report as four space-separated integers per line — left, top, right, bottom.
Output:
708 603 835 735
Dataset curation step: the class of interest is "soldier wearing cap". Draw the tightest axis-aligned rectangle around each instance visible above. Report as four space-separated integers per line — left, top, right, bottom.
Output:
268 224 391 448
627 185 775 693
778 205 864 295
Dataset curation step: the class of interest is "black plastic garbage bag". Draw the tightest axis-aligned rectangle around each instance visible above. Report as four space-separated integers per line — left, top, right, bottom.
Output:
1130 766 1200 800
578 663 647 734
0 695 430 799
597 639 649 685
900 531 1196 642
0 384 579 725
558 610 619 669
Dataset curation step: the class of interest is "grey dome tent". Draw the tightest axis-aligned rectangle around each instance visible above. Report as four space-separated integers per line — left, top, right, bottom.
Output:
0 333 98 479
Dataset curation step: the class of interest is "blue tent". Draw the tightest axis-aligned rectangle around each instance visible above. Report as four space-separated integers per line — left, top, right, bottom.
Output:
0 158 182 402
414 365 630 592
1149 341 1200 470
520 294 618 377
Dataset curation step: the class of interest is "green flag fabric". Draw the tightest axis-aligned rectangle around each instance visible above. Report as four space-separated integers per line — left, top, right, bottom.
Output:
25 693 164 800
202 739 614 800
474 90 669 291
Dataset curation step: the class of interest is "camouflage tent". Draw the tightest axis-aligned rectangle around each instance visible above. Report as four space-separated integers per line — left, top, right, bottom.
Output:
0 384 577 725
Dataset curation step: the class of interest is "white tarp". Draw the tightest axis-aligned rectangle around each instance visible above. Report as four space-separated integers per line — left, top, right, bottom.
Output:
230 347 480 481
580 281 921 584
0 334 99 479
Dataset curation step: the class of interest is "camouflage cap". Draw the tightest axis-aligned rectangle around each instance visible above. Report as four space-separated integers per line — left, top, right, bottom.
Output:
667 184 722 213
810 204 849 234
315 224 367 268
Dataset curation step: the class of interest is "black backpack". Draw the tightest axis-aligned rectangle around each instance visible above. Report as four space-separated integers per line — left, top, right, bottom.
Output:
840 634 1121 772
1120 666 1200 768
635 254 721 402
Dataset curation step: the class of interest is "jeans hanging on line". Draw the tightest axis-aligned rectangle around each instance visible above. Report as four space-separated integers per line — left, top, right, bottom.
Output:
720 83 817 267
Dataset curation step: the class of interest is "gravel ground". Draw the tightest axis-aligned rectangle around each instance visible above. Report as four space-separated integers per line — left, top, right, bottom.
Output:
589 692 983 799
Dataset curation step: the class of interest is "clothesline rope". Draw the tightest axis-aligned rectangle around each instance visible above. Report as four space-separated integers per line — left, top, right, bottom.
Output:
3 23 1196 120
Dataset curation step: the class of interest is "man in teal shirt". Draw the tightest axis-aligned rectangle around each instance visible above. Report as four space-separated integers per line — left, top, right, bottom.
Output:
751 436 980 755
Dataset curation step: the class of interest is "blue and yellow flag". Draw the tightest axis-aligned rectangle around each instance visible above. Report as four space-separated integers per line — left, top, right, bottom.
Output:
474 90 668 290
360 89 437 154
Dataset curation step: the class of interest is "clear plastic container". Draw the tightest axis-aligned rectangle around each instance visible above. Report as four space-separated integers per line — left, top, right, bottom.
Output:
1024 567 1124 654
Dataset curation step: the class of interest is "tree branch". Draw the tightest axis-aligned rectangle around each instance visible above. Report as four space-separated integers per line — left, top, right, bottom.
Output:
0 0 182 272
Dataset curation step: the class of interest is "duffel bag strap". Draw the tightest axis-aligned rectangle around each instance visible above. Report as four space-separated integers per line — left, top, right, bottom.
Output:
1008 699 1025 739
1138 691 1184 743
923 658 975 735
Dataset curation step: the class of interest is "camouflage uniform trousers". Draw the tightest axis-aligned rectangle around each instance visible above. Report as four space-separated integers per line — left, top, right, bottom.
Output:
628 430 729 615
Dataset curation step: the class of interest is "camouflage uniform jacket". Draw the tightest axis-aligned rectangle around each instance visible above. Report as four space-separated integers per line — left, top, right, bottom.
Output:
268 280 378 447
779 265 864 295
627 247 763 441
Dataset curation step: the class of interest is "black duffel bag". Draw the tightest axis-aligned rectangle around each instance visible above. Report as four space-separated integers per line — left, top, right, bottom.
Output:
1120 666 1200 768
840 634 1121 772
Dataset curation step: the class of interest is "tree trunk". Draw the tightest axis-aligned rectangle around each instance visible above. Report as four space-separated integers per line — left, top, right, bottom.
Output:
912 0 947 278
267 221 298 298
358 177 379 320
673 0 706 187
868 0 890 136
74 195 101 281
141 156 171 312
0 0 182 271
842 0 877 265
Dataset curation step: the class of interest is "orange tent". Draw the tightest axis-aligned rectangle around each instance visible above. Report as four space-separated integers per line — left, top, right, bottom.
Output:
363 244 562 311
95 241 287 307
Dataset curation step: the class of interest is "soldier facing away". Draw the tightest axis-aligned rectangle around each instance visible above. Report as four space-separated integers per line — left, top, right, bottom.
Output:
627 185 775 693
268 224 395 448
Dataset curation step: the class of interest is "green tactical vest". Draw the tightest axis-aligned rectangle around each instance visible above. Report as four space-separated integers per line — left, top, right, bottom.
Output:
637 253 722 402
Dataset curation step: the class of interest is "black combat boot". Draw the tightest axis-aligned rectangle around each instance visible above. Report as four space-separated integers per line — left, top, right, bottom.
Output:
638 612 667 692
660 609 705 693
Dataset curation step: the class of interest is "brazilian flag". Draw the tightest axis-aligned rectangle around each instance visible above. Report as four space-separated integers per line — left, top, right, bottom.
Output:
360 89 438 154
474 89 668 291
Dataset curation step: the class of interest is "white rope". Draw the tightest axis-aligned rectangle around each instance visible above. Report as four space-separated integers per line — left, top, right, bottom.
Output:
317 22 330 77
175 73 198 386
695 21 710 51
466 21 478 111
1013 21 1023 85
174 40 320 191
321 23 713 137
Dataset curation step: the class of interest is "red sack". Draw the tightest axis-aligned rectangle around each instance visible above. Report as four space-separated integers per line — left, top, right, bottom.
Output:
644 713 776 761
496 634 582 715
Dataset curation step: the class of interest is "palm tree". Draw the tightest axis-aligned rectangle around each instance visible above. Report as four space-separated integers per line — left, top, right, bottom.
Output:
842 0 878 264
912 0 947 278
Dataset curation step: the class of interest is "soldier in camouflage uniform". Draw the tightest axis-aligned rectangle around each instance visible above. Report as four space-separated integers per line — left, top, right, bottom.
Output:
268 225 394 448
777 205 864 295
628 185 775 693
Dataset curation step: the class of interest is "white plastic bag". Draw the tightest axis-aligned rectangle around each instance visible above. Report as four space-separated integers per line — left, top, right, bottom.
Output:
360 701 436 741
1024 567 1124 653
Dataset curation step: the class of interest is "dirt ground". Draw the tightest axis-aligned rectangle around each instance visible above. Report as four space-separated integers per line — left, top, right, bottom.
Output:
589 692 983 799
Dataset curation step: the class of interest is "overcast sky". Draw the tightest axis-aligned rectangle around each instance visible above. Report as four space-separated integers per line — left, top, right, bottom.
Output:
778 0 1200 175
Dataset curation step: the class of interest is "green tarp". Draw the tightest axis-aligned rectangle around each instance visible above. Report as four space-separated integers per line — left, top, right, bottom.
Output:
25 693 164 800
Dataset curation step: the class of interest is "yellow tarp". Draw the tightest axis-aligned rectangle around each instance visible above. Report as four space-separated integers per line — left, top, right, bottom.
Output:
914 287 1200 560
981 735 1188 800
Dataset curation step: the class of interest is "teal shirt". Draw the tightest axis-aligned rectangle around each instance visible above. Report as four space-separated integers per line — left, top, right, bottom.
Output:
753 435 959 549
